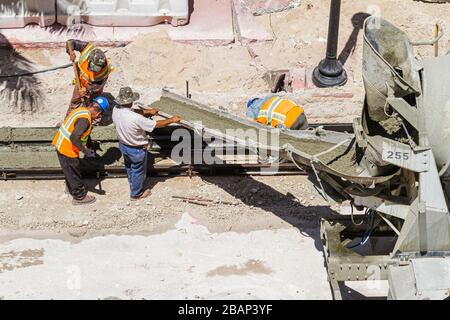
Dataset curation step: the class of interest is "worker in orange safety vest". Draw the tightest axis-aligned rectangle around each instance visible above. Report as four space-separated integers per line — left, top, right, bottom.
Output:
246 95 308 130
52 96 109 205
66 39 114 116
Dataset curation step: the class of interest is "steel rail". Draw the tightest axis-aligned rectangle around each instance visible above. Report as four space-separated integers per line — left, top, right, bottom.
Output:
0 162 307 181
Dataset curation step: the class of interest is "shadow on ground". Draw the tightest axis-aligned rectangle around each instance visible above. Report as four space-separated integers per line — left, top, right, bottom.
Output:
201 174 337 252
339 12 371 66
201 174 388 300
0 33 43 113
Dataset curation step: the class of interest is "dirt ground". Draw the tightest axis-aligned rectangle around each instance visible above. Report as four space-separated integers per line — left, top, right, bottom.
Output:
0 175 339 240
1 0 448 299
0 175 390 300
0 175 356 300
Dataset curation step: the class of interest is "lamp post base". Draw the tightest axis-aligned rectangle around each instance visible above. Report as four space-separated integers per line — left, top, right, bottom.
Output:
312 58 348 88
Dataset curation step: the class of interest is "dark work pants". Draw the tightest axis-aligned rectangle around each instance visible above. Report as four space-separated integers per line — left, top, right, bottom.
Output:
56 151 87 200
290 113 309 130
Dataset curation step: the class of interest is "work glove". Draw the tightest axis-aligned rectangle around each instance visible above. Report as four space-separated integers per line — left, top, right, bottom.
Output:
91 140 102 152
85 148 96 158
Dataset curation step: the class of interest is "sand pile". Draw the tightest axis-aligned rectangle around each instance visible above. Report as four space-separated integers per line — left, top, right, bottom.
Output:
0 30 271 127
106 30 267 98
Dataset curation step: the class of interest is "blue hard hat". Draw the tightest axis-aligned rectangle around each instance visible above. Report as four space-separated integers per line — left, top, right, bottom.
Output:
247 98 259 108
92 96 109 112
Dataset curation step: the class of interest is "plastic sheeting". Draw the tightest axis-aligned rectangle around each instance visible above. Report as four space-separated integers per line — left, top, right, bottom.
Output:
57 0 189 27
0 0 189 28
0 0 56 28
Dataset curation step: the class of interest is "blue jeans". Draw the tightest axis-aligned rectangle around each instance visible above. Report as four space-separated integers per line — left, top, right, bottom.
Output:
119 143 148 197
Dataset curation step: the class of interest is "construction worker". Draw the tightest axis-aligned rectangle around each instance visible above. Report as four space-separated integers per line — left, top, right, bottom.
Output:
246 95 308 130
112 87 181 201
52 97 110 205
66 39 114 116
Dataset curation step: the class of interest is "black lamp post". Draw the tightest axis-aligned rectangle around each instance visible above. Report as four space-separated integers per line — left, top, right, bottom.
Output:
312 0 347 88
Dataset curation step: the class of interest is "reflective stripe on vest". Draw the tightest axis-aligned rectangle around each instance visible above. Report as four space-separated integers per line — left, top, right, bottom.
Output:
52 108 92 158
256 97 304 128
271 112 287 122
266 97 283 125
54 110 90 150
78 59 113 84
77 43 113 86
79 43 95 64
257 97 281 126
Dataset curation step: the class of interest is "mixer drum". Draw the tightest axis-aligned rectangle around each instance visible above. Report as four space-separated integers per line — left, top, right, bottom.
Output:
362 17 450 178
362 17 421 137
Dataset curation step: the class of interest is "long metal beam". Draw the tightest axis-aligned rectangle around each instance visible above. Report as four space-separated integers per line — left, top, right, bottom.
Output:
0 123 354 144
0 162 307 181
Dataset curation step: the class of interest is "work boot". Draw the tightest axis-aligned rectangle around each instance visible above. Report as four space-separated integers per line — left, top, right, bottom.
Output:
72 194 96 206
130 189 151 201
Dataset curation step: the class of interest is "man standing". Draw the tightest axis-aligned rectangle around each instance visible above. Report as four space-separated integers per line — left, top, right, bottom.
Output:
52 97 110 205
66 39 114 115
112 87 181 201
246 95 308 130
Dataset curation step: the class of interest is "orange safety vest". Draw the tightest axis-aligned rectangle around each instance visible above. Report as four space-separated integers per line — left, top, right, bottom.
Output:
256 96 305 129
52 107 92 158
76 43 114 89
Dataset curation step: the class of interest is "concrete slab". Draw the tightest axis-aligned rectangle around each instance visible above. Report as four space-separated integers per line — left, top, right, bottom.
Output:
232 0 273 44
167 0 234 46
0 213 331 300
